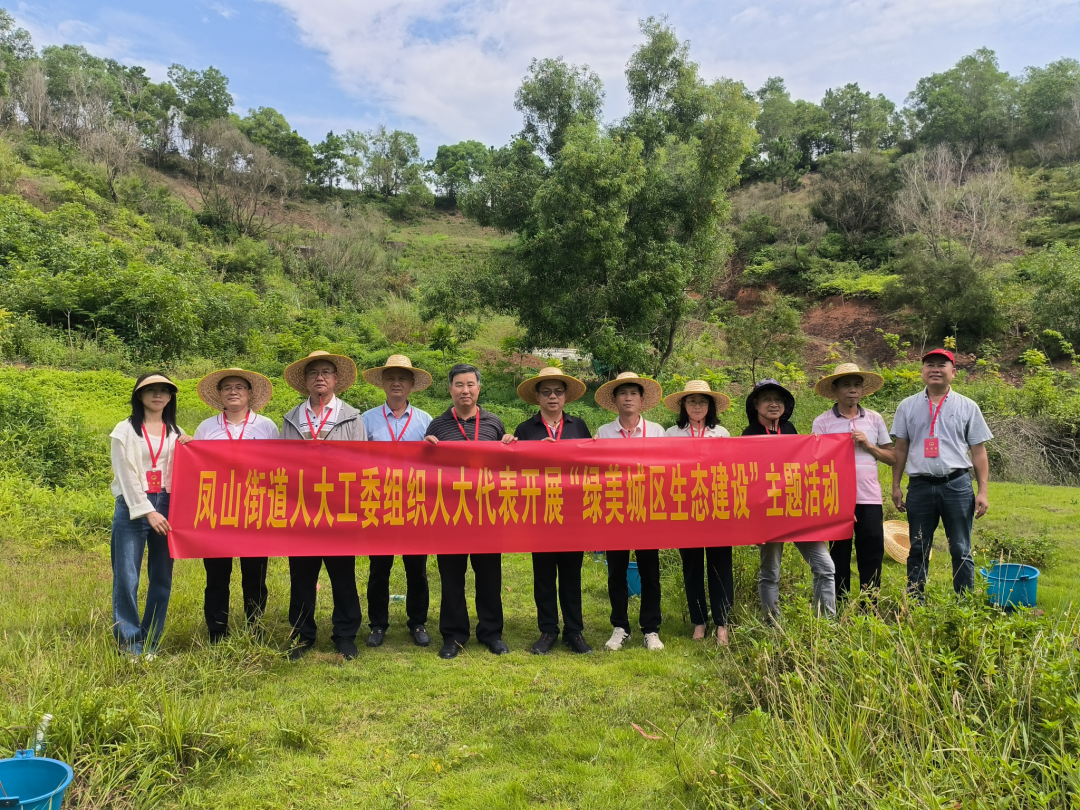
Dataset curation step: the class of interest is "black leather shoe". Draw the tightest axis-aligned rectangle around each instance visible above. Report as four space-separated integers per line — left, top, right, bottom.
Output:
366 628 385 648
563 632 593 654
439 640 461 659
336 639 359 661
531 632 558 655
287 641 314 661
410 626 431 647
485 639 510 655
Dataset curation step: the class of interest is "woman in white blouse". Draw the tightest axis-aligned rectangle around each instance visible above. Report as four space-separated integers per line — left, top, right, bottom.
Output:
664 380 734 645
109 373 191 657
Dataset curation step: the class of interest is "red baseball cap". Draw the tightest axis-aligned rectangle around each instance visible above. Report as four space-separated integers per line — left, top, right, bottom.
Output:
922 348 955 364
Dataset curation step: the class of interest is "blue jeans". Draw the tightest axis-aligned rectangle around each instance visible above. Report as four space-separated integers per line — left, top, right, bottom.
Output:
905 473 975 595
111 493 174 653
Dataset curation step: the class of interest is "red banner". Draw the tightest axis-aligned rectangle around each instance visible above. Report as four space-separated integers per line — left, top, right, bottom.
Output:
168 435 856 558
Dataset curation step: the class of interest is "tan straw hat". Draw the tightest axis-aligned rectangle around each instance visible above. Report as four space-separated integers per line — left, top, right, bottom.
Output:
516 367 587 405
283 350 358 395
663 379 732 414
594 371 663 413
133 373 177 393
883 520 933 564
814 362 885 399
197 367 274 412
362 354 433 392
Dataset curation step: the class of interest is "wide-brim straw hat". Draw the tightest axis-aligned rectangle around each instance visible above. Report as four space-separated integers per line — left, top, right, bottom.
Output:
883 520 933 564
133 374 177 393
283 350 358 395
663 379 732 413
362 354 433 392
815 362 885 399
594 371 663 413
197 367 274 412
517 367 587 405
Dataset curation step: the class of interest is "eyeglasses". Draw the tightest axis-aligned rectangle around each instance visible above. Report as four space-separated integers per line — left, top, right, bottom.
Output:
219 384 251 393
305 369 337 379
537 388 566 398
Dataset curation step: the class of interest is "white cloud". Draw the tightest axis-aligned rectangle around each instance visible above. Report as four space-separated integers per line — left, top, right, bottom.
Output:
266 0 1080 148
265 0 646 147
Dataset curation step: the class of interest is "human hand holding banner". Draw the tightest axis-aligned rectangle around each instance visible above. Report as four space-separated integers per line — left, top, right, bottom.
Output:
168 435 856 558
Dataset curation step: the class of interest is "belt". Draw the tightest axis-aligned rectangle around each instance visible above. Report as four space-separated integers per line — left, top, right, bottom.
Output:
912 469 968 485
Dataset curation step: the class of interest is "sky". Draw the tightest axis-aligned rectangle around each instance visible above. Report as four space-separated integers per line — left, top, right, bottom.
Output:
14 0 1080 157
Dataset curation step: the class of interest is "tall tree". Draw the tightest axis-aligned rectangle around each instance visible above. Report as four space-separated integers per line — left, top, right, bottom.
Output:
237 107 315 173
469 18 757 373
1021 58 1080 158
904 48 1017 151
515 57 604 162
167 63 232 123
313 130 346 189
430 140 490 205
365 126 423 197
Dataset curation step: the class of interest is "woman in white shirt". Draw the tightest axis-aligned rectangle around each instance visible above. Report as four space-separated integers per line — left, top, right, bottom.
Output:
664 380 734 645
193 367 278 643
109 373 190 657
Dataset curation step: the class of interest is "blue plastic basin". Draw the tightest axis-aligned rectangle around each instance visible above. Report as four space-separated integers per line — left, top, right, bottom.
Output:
0 750 74 810
981 563 1040 609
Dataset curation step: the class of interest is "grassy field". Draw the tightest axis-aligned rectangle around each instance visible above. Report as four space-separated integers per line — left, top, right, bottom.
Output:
0 477 1077 808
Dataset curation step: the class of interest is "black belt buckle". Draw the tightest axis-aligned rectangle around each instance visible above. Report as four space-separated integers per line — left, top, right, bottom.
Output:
918 469 967 485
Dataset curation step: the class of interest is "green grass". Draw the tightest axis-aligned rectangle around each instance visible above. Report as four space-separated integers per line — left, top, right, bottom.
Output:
2 478 1078 808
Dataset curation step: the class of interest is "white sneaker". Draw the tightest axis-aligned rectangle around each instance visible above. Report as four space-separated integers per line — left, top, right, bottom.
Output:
605 627 630 651
643 632 665 651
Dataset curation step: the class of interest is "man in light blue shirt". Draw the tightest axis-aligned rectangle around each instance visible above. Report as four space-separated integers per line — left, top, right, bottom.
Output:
891 349 993 598
360 355 435 647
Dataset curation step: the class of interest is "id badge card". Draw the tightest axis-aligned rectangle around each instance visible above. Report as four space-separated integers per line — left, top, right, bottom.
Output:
923 437 940 458
145 469 163 493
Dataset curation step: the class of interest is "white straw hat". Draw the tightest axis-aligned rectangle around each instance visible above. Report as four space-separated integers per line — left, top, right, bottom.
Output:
283 351 358 395
815 363 885 399
197 368 274 412
594 372 663 413
362 354 433 392
663 380 732 413
516 367 587 405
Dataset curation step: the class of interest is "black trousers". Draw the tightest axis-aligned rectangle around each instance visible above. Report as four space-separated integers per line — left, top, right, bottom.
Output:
287 555 363 644
679 546 733 627
367 554 430 631
436 553 503 646
203 556 268 639
829 503 885 598
532 551 584 634
606 549 662 635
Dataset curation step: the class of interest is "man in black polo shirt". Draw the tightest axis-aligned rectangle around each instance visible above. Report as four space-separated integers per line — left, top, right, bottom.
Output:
513 367 593 655
424 363 508 659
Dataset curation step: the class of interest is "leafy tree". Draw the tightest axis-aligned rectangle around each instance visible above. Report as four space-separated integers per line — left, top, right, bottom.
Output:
134 81 182 166
237 107 315 173
904 48 1017 151
821 83 900 151
430 140 490 204
313 130 346 188
471 18 757 373
1021 58 1080 158
341 129 368 191
883 248 1001 345
365 126 423 197
515 57 604 162
1019 242 1080 346
0 9 33 97
460 139 545 231
746 77 837 191
720 292 806 383
167 63 233 122
811 151 896 242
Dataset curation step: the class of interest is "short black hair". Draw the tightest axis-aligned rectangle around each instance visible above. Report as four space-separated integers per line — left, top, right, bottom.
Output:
831 374 864 389
535 378 566 393
448 363 481 385
676 395 719 429
217 375 252 391
613 382 644 398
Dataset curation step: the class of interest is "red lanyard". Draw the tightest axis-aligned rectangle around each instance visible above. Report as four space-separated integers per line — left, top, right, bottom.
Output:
543 417 564 440
763 423 781 436
619 419 645 439
452 408 480 441
927 393 948 438
305 403 334 441
142 426 166 469
383 405 413 442
222 411 250 441
688 423 707 438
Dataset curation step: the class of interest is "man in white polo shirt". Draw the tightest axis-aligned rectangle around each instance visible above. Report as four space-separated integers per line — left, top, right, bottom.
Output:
594 371 666 652
811 363 894 601
891 349 993 598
